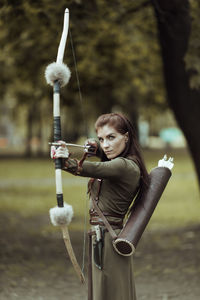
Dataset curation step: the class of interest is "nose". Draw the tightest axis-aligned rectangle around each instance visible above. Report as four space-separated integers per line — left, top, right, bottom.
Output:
103 139 109 149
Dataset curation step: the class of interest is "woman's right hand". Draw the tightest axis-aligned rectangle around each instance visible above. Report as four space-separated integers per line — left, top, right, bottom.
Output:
84 139 98 156
50 141 69 159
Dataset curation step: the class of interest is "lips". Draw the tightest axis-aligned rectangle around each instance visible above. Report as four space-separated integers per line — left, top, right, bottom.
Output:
105 151 112 155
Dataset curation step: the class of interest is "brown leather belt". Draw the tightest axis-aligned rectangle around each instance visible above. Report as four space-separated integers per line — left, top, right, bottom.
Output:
89 209 123 229
89 208 122 218
90 217 123 228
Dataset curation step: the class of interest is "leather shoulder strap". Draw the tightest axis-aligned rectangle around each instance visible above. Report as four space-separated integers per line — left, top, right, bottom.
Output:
92 179 117 240
91 198 117 240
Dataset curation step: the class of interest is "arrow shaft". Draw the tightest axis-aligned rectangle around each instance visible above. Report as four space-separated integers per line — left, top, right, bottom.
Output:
49 142 90 149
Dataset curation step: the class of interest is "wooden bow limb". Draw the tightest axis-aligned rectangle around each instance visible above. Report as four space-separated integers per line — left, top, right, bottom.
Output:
49 203 85 283
61 225 85 283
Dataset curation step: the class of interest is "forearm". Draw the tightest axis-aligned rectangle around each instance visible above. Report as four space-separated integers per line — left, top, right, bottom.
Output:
62 158 81 175
80 159 126 179
62 156 134 180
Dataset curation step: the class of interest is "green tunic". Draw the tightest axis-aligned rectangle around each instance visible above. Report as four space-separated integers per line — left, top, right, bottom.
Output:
63 156 140 300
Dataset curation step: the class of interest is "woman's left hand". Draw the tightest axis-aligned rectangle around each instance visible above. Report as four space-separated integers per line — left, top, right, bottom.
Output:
50 141 69 159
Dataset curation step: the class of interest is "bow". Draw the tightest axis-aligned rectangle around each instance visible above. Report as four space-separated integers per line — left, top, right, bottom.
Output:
45 8 85 284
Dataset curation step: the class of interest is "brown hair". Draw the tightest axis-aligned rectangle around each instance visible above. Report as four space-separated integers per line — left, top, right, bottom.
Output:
95 112 149 192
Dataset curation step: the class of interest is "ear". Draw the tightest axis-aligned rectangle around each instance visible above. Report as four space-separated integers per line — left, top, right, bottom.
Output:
124 132 129 143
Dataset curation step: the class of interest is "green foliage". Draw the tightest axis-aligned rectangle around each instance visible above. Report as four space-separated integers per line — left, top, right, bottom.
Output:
0 0 199 155
0 0 167 146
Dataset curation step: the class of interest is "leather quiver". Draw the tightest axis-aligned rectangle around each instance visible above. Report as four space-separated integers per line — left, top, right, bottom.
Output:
113 167 172 256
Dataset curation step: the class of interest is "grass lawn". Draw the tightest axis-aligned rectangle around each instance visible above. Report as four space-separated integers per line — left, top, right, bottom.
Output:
0 149 199 300
0 148 199 232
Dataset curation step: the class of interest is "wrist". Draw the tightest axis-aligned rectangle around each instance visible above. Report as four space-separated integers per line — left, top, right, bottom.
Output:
62 158 69 170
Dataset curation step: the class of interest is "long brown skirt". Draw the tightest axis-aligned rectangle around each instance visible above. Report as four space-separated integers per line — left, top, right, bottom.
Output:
92 229 136 300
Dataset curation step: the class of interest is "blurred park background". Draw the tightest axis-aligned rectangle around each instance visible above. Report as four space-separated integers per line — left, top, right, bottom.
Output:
0 0 200 299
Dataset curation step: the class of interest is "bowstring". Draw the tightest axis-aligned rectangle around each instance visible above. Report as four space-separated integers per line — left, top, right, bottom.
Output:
69 26 89 275
69 27 88 138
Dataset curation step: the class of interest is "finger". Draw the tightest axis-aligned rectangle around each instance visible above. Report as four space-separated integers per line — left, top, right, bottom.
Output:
51 146 56 159
58 140 67 147
56 149 66 157
56 147 69 158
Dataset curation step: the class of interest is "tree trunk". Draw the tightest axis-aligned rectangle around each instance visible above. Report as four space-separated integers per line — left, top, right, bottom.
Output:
25 104 33 157
36 110 43 157
152 0 200 187
25 101 37 157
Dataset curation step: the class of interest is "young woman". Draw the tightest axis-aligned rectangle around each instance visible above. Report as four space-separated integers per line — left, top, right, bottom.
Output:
52 112 149 300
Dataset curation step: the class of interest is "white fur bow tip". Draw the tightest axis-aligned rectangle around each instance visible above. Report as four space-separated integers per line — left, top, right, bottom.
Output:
49 203 73 226
45 62 71 87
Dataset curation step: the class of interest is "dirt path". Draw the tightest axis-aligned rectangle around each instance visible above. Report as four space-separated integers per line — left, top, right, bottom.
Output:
0 213 199 300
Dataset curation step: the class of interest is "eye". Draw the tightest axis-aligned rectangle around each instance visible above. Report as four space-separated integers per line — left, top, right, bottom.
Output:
108 135 115 140
98 137 103 143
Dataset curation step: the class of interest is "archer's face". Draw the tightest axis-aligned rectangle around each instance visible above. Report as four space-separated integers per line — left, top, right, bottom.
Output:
97 124 128 159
